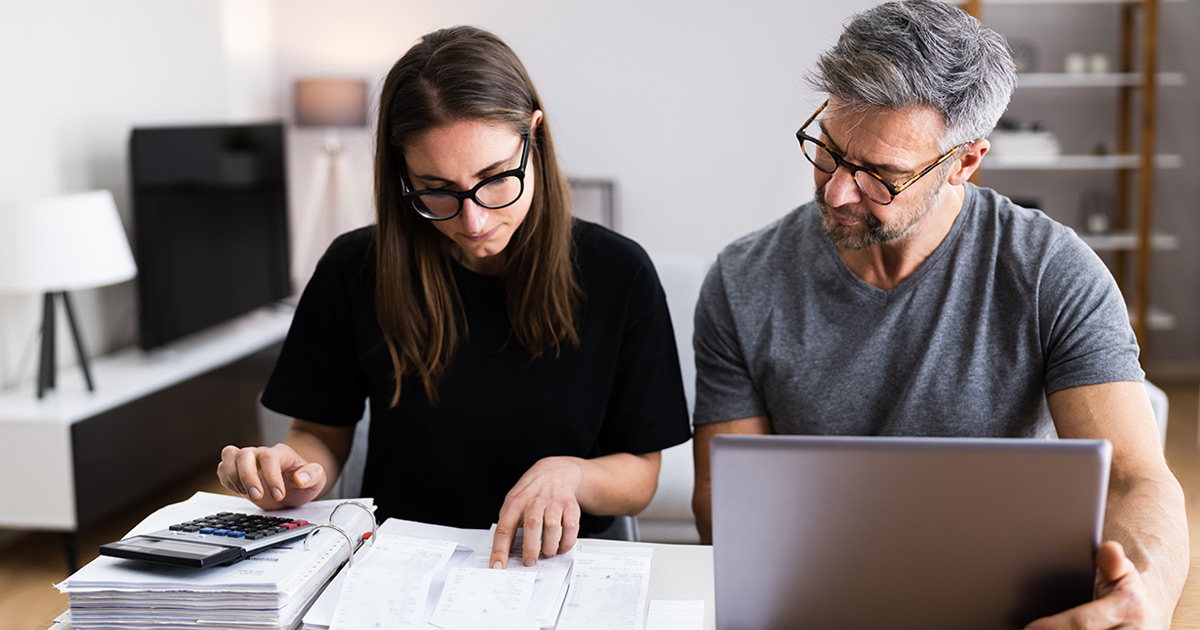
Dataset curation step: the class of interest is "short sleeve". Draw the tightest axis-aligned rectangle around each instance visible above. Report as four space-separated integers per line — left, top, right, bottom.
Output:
692 255 767 425
593 248 693 455
1038 232 1144 394
260 234 371 426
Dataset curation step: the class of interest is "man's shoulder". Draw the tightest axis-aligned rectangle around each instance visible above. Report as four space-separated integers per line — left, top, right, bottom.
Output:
714 203 815 273
968 185 1073 242
963 185 1083 262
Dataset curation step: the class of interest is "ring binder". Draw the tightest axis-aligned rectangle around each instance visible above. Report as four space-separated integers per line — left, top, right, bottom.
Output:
303 500 380 567
331 500 378 540
304 524 356 567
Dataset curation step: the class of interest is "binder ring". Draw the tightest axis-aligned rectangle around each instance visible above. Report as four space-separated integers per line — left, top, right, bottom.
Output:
304 523 355 567
331 500 378 540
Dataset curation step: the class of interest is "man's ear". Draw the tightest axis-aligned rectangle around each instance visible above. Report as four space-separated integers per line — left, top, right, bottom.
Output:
947 139 989 186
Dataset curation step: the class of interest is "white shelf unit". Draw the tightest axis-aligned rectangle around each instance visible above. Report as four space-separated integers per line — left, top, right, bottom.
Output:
969 0 1182 341
0 306 292 531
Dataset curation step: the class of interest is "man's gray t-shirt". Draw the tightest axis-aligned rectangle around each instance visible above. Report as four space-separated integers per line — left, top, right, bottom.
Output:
693 184 1143 437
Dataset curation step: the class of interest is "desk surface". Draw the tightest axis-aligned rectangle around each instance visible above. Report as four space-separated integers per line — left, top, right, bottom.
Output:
40 552 1200 629
1176 557 1200 629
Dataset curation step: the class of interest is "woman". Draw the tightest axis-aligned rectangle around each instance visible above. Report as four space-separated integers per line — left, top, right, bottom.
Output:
216 26 691 569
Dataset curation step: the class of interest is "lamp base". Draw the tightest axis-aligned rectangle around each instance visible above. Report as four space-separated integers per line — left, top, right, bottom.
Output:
37 291 95 399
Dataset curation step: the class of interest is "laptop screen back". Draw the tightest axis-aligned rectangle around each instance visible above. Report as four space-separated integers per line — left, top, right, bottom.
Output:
710 435 1110 630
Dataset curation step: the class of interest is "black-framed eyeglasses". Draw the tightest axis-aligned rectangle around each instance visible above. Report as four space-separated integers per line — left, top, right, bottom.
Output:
795 100 965 206
401 135 530 220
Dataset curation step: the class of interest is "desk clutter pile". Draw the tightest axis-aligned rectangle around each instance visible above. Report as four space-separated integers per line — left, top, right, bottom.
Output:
50 492 657 630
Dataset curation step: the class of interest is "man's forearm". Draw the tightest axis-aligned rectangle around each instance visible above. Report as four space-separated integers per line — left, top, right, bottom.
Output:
693 479 713 544
1104 470 1190 616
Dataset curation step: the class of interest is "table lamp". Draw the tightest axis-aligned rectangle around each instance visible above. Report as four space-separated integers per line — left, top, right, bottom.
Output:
291 78 370 289
0 190 138 398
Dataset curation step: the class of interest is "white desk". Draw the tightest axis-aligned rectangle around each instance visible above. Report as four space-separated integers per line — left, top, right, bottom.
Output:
579 538 715 629
0 307 292 533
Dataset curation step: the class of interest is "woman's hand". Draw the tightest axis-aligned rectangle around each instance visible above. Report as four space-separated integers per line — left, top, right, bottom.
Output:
489 456 585 569
216 442 327 510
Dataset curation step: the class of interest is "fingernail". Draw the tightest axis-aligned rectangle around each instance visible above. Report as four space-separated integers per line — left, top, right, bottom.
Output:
271 487 284 501
524 558 535 567
249 487 262 500
492 561 502 570
297 472 311 485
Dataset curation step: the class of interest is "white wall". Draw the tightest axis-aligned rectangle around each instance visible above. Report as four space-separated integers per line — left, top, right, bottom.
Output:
0 0 277 388
1 0 1196 387
272 0 872 268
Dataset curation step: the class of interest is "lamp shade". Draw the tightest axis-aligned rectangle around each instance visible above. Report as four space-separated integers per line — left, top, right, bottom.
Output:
0 190 137 293
294 79 369 127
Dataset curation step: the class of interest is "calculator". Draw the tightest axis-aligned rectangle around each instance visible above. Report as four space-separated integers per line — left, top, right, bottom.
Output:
99 511 317 568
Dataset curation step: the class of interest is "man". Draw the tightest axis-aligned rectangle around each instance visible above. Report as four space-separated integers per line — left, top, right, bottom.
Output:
690 1 1188 628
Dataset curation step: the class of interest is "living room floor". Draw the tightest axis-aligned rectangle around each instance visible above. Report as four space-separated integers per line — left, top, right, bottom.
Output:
2 380 1199 630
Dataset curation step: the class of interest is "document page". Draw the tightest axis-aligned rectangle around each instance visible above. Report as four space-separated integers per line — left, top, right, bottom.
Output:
428 567 536 629
328 534 458 630
556 546 653 630
470 528 575 628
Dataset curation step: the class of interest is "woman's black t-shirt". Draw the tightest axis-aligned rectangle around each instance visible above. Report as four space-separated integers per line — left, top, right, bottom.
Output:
260 220 692 535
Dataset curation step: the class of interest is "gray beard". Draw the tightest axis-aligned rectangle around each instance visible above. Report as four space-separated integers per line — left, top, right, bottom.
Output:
815 176 943 250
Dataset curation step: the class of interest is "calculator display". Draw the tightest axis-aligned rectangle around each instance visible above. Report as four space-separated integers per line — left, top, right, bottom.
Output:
106 536 231 561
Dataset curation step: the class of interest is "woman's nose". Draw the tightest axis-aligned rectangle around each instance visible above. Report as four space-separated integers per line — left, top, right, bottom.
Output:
459 198 489 233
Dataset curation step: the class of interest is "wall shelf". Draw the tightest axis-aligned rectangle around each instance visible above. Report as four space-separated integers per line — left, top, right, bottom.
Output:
1080 231 1180 251
968 0 1179 351
1016 72 1185 88
985 154 1183 169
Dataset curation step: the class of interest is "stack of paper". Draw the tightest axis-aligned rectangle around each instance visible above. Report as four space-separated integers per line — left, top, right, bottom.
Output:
55 491 375 630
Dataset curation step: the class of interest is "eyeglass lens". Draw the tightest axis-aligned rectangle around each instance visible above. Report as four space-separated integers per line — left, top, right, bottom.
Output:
412 175 525 219
800 140 892 205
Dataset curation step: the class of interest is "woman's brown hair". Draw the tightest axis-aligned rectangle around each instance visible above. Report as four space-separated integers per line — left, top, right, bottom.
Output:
374 26 581 405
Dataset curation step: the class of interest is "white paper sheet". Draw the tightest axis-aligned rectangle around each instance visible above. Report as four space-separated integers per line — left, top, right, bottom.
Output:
645 600 705 630
556 546 653 630
328 534 458 630
428 567 537 629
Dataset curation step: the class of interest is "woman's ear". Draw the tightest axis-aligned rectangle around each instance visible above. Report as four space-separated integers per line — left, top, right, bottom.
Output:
531 109 544 131
947 139 989 186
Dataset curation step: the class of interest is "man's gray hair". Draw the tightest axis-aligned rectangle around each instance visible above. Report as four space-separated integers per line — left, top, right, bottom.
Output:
808 0 1017 151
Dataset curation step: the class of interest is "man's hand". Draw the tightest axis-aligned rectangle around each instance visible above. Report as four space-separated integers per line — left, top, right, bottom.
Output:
1024 541 1163 630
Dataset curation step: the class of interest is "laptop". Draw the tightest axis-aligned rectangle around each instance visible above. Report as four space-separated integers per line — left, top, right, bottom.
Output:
710 434 1111 630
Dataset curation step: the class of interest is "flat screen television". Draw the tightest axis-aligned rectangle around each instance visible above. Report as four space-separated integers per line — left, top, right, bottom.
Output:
129 122 292 350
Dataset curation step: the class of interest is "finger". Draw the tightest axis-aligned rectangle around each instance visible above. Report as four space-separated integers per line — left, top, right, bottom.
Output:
292 462 324 489
217 445 247 495
256 448 288 502
1095 541 1135 584
1023 596 1126 630
234 448 269 501
558 502 582 554
522 508 544 567
490 514 519 570
541 503 565 558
